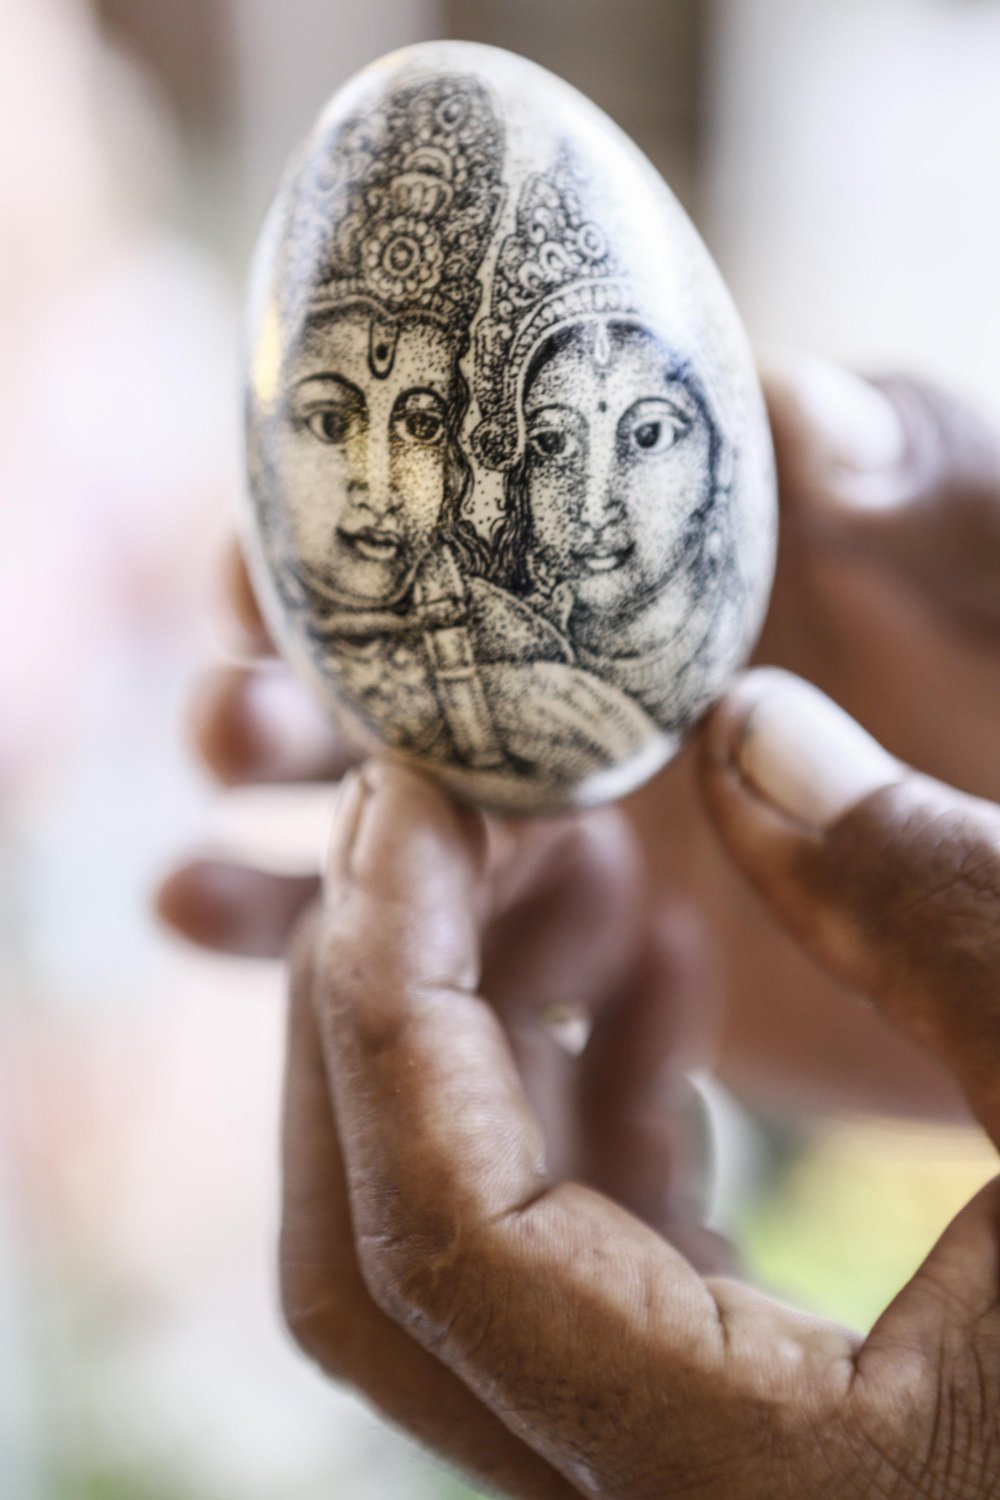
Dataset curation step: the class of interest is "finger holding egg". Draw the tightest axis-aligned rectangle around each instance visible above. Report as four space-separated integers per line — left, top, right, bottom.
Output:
244 42 775 813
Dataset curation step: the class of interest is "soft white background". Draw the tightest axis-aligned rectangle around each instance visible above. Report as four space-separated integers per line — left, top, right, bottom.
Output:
2 1 999 1496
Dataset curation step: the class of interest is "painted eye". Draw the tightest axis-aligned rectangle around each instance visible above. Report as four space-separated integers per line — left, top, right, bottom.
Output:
622 399 691 456
403 408 444 444
395 392 446 446
529 427 580 461
306 407 352 443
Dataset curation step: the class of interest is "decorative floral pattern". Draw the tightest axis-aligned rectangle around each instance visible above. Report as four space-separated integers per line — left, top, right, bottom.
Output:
281 77 504 332
363 215 443 301
473 152 639 472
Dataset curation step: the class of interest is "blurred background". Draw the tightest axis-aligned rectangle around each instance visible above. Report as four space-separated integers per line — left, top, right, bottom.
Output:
3 1 1000 1495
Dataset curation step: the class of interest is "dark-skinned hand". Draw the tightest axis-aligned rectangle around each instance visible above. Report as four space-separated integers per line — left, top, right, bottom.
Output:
156 356 1000 1495
269 682 1000 1498
161 355 1000 1117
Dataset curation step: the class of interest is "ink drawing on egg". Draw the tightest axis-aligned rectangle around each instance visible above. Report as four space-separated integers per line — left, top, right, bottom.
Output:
245 45 776 813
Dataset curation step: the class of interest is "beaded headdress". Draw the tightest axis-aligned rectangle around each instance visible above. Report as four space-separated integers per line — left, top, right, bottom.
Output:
278 75 504 363
472 150 644 470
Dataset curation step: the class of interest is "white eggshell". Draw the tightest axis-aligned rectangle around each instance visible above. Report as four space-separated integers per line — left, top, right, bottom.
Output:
243 41 776 813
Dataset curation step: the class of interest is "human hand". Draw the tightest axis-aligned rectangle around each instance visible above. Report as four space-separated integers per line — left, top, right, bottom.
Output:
280 778 736 1499
282 674 1000 1498
631 356 1000 1116
159 358 1000 1121
764 361 1000 642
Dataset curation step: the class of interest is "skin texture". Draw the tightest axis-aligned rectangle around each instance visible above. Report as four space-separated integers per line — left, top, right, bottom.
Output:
276 804 729 1499
276 744 1000 1499
157 355 1000 1496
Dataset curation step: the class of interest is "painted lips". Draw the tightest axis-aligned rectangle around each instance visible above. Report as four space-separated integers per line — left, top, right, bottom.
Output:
340 526 404 561
574 543 634 574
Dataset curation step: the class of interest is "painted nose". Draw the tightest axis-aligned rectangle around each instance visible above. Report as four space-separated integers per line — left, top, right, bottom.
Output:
574 426 624 532
346 432 399 523
575 471 625 534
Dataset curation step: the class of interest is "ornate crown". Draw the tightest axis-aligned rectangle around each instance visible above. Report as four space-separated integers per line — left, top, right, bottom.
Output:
472 151 642 471
279 75 504 335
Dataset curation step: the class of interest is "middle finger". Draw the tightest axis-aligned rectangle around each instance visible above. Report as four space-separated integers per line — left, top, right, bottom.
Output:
188 663 355 786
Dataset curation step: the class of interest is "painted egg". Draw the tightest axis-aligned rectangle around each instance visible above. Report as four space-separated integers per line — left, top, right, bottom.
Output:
243 41 776 814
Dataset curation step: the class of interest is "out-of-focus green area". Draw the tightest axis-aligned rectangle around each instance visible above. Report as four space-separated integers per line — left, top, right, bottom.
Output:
438 1117 999 1500
743 1119 998 1334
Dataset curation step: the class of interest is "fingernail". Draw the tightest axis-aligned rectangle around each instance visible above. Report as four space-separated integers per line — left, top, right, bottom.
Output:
737 675 899 829
323 767 370 894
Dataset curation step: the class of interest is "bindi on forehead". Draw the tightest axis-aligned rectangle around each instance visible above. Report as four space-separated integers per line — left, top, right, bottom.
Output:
293 313 453 388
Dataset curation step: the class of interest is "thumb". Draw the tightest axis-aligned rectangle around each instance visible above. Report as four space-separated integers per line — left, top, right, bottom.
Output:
762 353 1000 638
699 668 1000 1143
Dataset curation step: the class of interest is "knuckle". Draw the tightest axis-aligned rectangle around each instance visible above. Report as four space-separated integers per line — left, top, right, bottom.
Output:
824 783 1000 990
878 795 1000 933
279 1254 359 1379
356 1221 470 1343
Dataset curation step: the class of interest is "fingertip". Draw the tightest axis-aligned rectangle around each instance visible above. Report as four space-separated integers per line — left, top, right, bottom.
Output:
154 859 237 950
155 858 320 957
186 664 351 786
154 864 199 938
698 669 800 852
365 757 489 866
324 758 490 915
763 357 1000 634
186 666 253 785
314 764 497 1080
